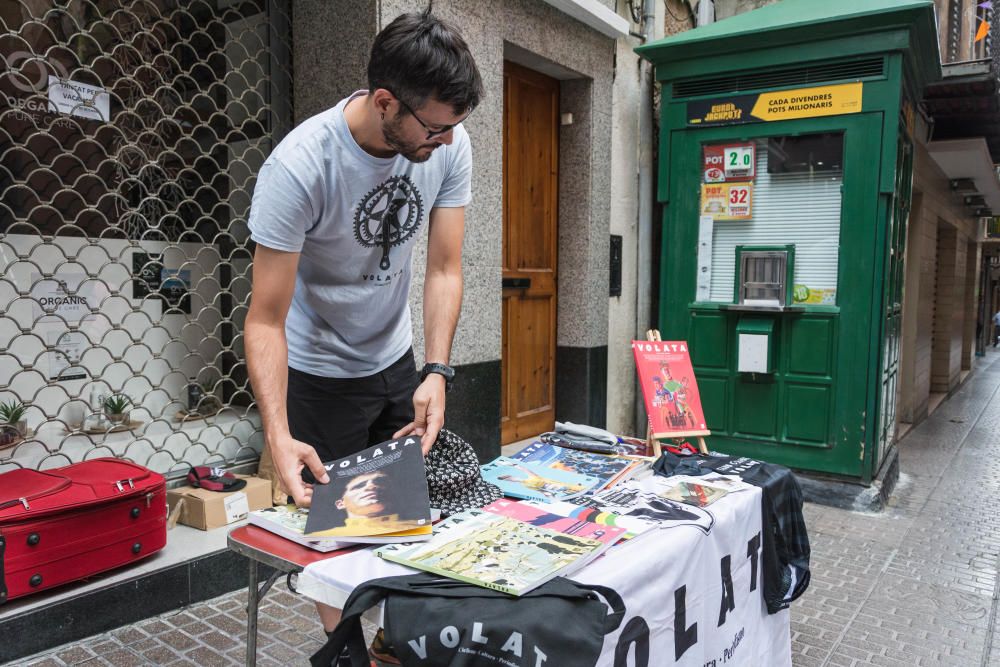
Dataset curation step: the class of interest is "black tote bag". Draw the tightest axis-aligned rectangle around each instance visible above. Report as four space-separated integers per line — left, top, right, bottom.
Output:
312 572 626 667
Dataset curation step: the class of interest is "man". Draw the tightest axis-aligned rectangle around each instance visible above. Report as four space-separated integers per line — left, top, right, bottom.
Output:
245 9 482 640
993 309 1000 347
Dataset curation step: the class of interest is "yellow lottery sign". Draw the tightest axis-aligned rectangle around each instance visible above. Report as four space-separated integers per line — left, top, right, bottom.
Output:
687 82 863 126
750 83 863 122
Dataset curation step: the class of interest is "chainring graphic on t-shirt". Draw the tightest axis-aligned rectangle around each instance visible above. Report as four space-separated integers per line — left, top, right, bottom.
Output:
353 175 425 270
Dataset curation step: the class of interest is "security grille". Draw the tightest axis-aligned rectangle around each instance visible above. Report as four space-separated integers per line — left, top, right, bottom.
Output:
0 1 292 477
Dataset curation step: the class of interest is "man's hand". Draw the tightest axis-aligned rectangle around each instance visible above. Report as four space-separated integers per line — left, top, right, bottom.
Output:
268 434 329 507
393 374 447 454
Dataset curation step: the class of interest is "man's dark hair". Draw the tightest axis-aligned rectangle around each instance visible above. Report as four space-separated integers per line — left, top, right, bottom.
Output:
368 10 483 115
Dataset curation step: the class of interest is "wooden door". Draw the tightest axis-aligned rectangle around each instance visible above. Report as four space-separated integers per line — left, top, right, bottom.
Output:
501 62 559 445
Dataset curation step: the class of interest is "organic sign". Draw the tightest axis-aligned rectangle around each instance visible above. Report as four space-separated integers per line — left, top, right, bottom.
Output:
687 82 863 126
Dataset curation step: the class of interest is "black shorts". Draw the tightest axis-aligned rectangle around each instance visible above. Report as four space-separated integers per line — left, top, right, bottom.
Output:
286 349 419 463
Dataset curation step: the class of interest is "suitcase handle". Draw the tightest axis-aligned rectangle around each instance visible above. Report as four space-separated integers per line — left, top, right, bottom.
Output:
0 498 29 512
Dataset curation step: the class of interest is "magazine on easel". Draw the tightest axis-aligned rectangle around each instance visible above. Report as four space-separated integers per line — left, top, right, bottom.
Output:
303 436 433 539
249 505 437 551
480 456 601 502
632 340 709 440
375 508 611 596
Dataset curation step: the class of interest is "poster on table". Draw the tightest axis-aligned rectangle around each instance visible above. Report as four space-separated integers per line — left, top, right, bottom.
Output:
700 182 752 220
632 340 709 438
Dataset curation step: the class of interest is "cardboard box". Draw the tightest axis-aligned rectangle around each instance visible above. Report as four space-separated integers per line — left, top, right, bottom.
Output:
167 475 272 530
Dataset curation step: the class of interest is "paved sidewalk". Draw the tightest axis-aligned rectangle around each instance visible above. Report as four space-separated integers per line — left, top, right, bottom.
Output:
9 354 1000 666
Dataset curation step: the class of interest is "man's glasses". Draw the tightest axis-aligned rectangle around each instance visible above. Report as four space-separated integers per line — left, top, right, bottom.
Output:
394 95 472 140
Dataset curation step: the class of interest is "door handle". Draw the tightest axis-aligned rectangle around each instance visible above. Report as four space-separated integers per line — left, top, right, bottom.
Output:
502 278 531 289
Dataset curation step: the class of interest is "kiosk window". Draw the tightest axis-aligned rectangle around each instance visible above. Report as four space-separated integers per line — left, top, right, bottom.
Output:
701 133 843 305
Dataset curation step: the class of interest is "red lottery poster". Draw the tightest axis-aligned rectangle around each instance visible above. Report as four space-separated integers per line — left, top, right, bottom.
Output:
632 340 709 439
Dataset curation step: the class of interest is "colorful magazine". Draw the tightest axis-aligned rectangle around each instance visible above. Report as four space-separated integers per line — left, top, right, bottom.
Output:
569 475 716 535
304 436 433 538
375 509 610 596
632 340 709 439
659 481 728 507
249 505 435 551
520 499 655 540
480 456 600 502
510 442 639 491
481 498 626 545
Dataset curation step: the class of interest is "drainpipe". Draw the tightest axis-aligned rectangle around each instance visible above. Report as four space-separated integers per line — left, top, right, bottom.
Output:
634 0 657 434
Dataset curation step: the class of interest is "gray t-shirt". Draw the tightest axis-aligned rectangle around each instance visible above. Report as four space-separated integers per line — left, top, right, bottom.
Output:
248 91 473 378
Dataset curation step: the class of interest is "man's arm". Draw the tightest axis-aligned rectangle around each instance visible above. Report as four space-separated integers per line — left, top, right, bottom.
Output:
394 205 465 453
245 245 329 504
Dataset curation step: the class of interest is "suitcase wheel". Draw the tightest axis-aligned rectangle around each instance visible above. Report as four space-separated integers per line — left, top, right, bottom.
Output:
132 542 142 554
29 574 42 588
130 507 141 519
27 533 40 546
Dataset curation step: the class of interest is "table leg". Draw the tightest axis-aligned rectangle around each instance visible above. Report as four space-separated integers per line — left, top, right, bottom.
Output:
246 558 258 667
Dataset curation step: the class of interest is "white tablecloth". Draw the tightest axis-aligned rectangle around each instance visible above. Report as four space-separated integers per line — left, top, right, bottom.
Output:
298 484 791 667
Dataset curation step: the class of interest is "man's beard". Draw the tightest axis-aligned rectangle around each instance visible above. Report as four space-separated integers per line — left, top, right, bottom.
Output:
383 112 436 163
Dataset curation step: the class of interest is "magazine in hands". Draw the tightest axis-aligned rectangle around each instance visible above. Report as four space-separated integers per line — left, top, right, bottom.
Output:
375 508 611 596
304 436 433 539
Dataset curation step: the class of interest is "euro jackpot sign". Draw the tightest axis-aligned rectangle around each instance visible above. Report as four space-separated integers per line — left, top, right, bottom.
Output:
687 82 863 126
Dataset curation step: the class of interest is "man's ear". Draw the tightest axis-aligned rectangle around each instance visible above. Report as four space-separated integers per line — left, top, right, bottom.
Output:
335 499 345 510
370 88 395 116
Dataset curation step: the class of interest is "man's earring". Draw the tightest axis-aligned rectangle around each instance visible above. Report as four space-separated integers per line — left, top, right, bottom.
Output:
380 112 385 120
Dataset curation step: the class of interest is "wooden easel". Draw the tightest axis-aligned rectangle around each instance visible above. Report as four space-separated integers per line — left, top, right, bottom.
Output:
644 329 710 456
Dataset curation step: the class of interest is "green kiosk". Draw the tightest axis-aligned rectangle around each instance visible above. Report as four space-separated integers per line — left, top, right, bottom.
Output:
637 0 940 483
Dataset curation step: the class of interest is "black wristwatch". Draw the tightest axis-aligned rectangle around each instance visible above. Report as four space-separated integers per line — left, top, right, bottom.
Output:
420 362 455 392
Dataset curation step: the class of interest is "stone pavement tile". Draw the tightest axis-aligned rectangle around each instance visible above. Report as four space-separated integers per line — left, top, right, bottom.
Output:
133 643 181 665
204 613 245 636
98 648 145 667
54 646 96 665
212 598 243 613
183 646 235 667
261 640 309 663
107 627 147 646
137 619 172 635
162 610 201 629
157 629 199 652
198 630 240 652
21 659 63 667
173 618 216 637
272 627 315 647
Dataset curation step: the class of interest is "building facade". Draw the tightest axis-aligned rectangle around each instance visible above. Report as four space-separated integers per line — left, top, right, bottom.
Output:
0 0 660 477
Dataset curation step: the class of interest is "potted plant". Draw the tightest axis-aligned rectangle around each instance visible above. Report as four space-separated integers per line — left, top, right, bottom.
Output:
0 400 27 447
103 393 132 424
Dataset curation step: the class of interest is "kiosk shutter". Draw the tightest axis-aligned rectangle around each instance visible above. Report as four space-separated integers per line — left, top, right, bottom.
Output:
708 138 842 304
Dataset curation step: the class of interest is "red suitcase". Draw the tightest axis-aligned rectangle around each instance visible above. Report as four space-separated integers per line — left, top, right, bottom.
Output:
0 457 167 604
